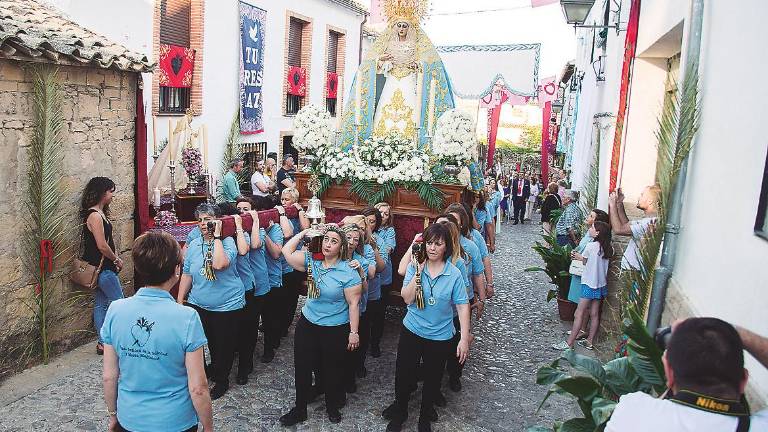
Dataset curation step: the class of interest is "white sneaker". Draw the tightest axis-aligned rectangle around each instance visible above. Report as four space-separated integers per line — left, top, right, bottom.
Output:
551 341 572 350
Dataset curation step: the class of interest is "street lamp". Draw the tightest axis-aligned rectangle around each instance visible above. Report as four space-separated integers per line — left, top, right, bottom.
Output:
560 0 595 25
552 100 564 114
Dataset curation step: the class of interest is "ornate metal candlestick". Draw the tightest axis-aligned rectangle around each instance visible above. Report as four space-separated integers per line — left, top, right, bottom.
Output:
305 174 325 227
167 160 177 214
203 169 214 204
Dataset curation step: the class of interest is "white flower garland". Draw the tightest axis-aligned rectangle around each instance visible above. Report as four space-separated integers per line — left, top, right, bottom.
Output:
292 104 333 152
432 109 476 164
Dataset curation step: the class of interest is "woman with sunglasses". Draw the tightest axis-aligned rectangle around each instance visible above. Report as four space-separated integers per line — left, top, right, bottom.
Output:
384 223 470 432
177 203 245 400
279 225 362 426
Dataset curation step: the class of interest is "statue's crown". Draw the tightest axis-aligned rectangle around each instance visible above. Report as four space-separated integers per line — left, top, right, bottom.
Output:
384 0 429 25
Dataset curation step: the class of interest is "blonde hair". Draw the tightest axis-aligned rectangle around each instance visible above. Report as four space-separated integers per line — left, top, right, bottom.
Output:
441 220 464 265
341 224 364 258
341 215 371 245
282 187 299 203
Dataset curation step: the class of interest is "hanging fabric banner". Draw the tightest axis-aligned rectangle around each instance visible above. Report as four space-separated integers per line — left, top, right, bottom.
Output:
239 2 266 134
541 101 551 183
609 0 641 192
287 66 307 96
158 44 195 88
537 75 557 107
327 72 338 98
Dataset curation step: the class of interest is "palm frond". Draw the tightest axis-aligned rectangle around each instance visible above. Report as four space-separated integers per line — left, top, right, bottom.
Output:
220 108 242 179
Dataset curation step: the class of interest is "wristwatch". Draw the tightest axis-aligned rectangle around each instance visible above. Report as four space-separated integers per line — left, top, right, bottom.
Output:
214 235 222 240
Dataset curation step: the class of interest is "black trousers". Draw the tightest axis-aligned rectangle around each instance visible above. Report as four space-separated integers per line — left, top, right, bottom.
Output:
512 196 526 222
192 305 241 385
279 271 303 334
294 315 349 411
394 327 452 417
261 289 281 352
368 294 387 350
236 290 264 374
346 311 370 386
445 316 464 380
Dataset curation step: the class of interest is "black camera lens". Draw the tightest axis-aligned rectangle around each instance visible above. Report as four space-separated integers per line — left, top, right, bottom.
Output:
206 221 215 232
654 326 672 351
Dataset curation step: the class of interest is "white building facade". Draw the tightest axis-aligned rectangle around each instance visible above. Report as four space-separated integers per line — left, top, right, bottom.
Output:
560 0 768 406
50 0 366 180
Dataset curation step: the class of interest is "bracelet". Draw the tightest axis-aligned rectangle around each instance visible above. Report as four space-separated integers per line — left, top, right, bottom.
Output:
214 236 222 240
107 409 117 417
350 331 359 335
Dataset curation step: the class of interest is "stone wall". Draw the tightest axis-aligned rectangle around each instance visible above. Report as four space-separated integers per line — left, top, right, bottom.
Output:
0 59 137 380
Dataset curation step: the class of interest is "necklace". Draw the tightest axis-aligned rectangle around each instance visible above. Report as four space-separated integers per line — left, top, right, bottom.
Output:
425 262 441 306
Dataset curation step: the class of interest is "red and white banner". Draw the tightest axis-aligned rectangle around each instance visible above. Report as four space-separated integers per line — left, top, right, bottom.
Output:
531 0 558 7
158 44 195 88
286 66 306 97
541 101 551 183
609 0 642 192
537 75 557 107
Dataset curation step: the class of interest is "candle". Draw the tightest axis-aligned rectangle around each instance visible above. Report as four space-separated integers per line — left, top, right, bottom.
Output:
355 75 362 125
202 125 209 169
168 119 175 163
153 187 161 208
415 67 424 127
152 115 158 155
427 76 437 133
336 76 344 131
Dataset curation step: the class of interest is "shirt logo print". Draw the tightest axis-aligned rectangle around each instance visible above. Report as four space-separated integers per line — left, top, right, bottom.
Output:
131 317 155 347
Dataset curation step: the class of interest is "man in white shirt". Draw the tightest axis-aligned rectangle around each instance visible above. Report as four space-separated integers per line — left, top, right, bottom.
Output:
608 185 659 271
250 158 275 210
606 318 768 431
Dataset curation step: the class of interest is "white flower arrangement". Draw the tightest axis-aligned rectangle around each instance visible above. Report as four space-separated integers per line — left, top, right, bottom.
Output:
292 104 333 153
432 109 476 165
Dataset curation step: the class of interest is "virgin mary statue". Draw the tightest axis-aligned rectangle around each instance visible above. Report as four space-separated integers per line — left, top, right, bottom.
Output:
339 0 455 150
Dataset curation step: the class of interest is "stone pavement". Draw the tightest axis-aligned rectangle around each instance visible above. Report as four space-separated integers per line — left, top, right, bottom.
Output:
0 219 578 431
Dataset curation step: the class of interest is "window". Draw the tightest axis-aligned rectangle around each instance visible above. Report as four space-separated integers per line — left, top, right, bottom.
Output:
282 135 298 165
756 149 768 241
159 87 190 114
286 17 305 115
158 0 192 114
326 30 340 116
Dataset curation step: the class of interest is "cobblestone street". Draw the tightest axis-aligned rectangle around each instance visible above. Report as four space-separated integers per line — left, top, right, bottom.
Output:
0 220 575 431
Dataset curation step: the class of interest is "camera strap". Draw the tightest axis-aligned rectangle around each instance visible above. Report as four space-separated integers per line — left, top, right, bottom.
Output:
667 390 751 432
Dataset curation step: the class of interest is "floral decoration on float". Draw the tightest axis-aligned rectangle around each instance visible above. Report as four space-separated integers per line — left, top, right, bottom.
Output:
292 104 474 209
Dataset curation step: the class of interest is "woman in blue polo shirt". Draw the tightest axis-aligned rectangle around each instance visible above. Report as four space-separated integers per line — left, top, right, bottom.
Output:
177 203 245 400
277 187 310 338
372 202 396 358
261 219 285 363
102 231 213 432
279 225 362 426
385 223 470 432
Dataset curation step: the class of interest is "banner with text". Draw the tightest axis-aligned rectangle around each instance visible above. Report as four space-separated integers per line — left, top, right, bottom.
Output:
239 2 266 134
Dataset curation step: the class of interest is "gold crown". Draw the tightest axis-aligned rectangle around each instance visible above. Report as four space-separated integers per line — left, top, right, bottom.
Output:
383 0 429 25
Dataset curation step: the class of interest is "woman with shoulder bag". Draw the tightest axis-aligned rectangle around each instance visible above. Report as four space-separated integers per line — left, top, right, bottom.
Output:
80 177 124 356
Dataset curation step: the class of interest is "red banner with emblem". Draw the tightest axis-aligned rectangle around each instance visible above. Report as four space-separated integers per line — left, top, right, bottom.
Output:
287 66 307 96
158 44 195 88
327 72 338 98
609 0 641 192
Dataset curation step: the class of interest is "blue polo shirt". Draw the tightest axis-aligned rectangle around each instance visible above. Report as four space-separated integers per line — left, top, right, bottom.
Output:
185 226 201 244
280 217 302 275
236 232 255 292
265 224 284 288
460 236 484 277
377 227 396 285
402 261 469 340
100 288 207 432
471 229 490 259
488 191 502 219
353 250 369 314
302 254 362 326
452 257 472 316
248 228 270 296
183 236 245 312
366 243 384 301
475 208 491 234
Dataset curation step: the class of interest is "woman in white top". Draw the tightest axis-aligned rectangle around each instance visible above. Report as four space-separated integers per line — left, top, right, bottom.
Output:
525 176 540 221
553 220 613 351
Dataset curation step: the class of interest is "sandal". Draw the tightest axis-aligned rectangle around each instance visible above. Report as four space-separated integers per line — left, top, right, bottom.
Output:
578 339 594 350
566 330 588 340
551 341 572 351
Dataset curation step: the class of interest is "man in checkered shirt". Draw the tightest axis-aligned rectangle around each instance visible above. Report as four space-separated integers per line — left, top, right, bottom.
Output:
555 189 583 247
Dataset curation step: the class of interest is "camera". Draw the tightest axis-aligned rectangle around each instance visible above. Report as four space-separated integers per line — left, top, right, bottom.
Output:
654 326 672 351
412 234 426 264
206 221 215 234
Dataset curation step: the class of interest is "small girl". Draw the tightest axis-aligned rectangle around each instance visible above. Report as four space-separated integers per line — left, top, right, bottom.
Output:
554 220 613 351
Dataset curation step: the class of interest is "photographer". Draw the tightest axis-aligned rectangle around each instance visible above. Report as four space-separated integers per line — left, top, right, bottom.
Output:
177 203 245 400
606 318 768 431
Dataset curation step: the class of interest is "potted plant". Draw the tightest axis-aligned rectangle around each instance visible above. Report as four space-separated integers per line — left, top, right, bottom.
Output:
526 220 577 320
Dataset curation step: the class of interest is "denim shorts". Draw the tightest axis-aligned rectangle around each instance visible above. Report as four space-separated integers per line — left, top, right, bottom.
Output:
581 284 608 299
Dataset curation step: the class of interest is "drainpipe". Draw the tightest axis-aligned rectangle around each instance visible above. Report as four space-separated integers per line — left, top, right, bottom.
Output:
646 0 704 332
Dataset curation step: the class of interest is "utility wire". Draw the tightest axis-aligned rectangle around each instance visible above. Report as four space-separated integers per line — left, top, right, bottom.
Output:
428 4 533 17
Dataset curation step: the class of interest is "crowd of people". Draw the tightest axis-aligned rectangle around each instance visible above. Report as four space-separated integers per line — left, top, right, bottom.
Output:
79 167 768 432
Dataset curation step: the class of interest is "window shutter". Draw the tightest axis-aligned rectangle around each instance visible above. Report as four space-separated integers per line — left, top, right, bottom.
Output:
288 18 303 67
160 0 191 47
327 32 339 73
